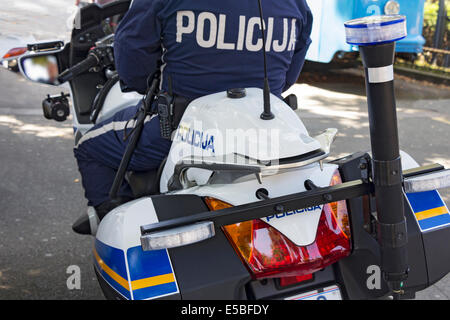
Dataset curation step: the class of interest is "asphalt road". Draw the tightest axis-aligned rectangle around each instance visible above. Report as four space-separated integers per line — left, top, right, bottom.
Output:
0 0 75 57
0 69 103 299
0 0 102 299
0 0 449 300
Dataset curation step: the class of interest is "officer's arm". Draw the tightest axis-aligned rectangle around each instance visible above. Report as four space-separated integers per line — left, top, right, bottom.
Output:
283 2 313 92
114 0 163 94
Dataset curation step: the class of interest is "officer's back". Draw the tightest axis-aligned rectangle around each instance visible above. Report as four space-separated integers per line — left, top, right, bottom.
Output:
115 0 312 99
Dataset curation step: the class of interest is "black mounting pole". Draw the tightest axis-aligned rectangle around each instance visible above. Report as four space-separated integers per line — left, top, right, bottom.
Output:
257 0 274 121
359 42 408 299
109 70 161 200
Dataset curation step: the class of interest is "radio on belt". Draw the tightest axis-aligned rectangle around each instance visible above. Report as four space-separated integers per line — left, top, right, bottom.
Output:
157 92 174 139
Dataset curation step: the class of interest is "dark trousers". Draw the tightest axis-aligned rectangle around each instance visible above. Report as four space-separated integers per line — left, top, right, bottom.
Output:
73 104 172 207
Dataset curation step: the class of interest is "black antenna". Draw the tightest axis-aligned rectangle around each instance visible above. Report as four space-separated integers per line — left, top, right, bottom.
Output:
257 0 274 120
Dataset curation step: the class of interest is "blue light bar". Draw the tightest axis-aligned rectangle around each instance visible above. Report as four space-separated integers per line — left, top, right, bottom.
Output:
344 15 407 46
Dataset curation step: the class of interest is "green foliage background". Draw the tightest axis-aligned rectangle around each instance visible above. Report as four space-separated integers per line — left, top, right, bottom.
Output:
423 0 449 46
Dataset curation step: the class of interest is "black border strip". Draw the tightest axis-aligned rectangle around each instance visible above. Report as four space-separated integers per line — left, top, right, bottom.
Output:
141 164 445 235
142 179 371 234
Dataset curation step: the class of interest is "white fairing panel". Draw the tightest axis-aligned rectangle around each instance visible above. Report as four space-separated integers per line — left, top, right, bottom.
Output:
260 164 337 245
70 82 142 135
96 82 143 123
95 198 180 300
96 198 157 249
160 88 322 192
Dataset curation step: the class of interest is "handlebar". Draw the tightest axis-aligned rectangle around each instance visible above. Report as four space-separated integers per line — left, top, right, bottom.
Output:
57 53 99 83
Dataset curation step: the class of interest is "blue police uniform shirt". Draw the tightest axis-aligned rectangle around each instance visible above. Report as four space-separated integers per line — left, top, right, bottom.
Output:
114 0 313 99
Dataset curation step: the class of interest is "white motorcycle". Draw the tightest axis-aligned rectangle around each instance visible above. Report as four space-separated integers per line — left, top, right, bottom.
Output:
6 1 450 301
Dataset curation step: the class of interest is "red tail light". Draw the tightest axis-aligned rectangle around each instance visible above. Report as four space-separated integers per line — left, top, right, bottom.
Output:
204 170 351 280
2 47 27 59
279 274 313 287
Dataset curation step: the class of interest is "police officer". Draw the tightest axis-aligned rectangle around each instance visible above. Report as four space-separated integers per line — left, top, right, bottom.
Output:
73 0 313 230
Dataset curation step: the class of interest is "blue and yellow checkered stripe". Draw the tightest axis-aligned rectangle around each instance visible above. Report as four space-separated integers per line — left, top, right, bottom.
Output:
93 239 178 300
126 246 178 300
406 190 450 232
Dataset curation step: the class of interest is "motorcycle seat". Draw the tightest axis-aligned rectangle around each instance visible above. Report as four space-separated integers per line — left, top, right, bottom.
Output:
126 157 167 198
127 170 159 197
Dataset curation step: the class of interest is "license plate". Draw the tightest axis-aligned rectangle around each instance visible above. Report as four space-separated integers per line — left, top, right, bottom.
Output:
285 285 342 300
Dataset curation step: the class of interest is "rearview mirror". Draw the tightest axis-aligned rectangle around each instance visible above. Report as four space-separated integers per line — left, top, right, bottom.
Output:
19 54 60 86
